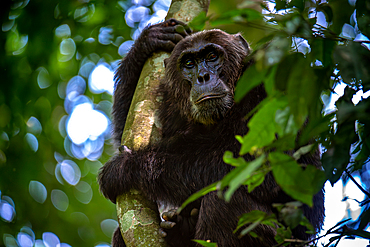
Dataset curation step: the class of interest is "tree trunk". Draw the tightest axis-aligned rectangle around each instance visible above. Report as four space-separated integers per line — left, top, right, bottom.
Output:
116 1 210 246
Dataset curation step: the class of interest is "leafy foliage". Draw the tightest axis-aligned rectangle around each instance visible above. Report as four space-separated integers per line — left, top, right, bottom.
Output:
2 0 370 246
184 0 370 245
0 0 152 246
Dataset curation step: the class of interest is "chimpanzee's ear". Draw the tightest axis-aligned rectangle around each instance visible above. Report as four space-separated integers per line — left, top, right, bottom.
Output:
234 33 254 70
164 58 169 68
234 33 251 55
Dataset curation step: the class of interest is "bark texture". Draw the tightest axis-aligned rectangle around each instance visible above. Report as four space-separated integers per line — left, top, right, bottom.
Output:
116 1 210 246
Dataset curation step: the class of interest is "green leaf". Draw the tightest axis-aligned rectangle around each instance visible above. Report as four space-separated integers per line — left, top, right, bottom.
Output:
356 0 370 38
239 98 287 155
223 151 247 167
235 135 244 144
308 38 336 68
248 231 258 238
286 54 318 126
266 134 296 152
269 152 326 206
275 53 302 91
275 0 287 11
288 0 304 12
275 227 292 244
330 0 355 35
265 37 291 66
244 169 267 193
292 144 314 161
222 155 266 201
275 106 299 136
263 65 278 96
299 217 315 234
299 113 335 145
189 11 208 31
279 203 304 229
236 210 267 232
334 42 370 86
322 118 356 184
193 240 218 247
211 8 263 27
239 220 262 237
178 182 217 212
235 64 267 102
346 229 370 239
256 34 276 47
322 147 349 185
236 210 279 238
317 3 334 23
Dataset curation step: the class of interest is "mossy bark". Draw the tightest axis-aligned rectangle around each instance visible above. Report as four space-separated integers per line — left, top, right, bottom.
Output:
116 1 210 246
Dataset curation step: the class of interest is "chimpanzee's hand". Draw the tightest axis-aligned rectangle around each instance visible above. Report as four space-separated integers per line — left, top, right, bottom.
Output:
137 18 192 56
159 208 199 247
98 146 133 203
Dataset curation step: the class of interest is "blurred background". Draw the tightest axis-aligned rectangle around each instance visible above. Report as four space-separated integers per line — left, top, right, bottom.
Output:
0 0 369 246
0 0 266 246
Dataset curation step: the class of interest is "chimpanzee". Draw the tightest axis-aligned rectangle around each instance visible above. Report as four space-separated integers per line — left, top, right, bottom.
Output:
98 19 324 247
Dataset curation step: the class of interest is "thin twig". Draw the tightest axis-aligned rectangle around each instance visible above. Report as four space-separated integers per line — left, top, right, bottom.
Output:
345 169 370 198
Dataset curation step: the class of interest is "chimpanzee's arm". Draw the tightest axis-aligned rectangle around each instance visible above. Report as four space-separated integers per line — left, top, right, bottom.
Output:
112 19 191 144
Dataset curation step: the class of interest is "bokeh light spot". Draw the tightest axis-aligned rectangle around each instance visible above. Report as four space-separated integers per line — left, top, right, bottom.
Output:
66 103 108 145
64 76 87 114
6 31 28 55
77 226 95 242
74 6 88 20
125 6 150 28
51 190 69 212
98 27 114 45
34 239 45 247
118 40 134 57
3 234 18 246
20 226 35 242
73 181 93 204
69 137 105 160
89 64 114 95
0 149 6 164
42 232 60 247
55 24 71 38
27 117 42 136
153 0 171 12
79 61 95 78
85 159 102 175
56 243 71 247
59 38 76 62
100 219 118 238
341 23 356 39
29 181 47 204
0 200 16 222
25 133 38 152
17 232 34 247
54 164 65 185
70 212 89 225
60 160 81 186
66 76 86 99
2 19 15 32
37 67 52 89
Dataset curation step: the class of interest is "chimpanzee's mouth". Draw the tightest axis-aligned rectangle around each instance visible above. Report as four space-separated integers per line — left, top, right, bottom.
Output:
195 93 227 104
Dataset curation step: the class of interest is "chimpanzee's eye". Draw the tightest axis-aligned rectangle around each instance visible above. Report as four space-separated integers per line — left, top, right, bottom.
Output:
184 59 195 68
207 52 218 61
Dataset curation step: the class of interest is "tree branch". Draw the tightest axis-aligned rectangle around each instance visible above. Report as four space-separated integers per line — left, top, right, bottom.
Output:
116 1 210 246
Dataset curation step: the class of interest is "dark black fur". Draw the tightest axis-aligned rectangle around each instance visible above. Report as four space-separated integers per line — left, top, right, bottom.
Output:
99 19 324 247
